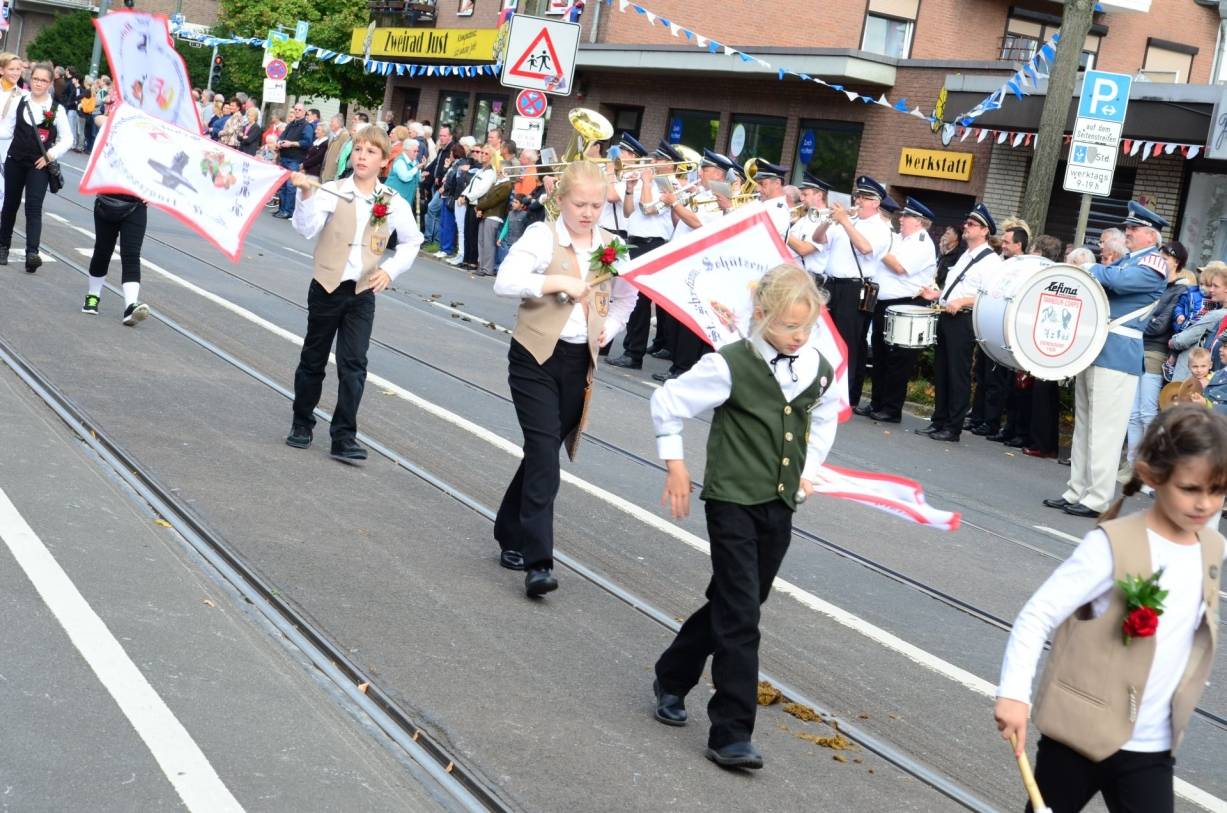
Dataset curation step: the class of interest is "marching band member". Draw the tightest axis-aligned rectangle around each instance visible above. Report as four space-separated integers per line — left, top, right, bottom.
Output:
1043 202 1169 518
597 158 627 241
785 174 830 280
753 160 790 240
917 203 1002 442
493 160 637 597
811 176 893 410
284 126 423 462
969 221 1029 438
861 197 937 423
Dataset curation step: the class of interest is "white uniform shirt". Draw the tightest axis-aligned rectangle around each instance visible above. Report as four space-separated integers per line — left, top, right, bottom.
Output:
787 213 828 277
764 196 792 242
878 229 937 300
625 182 674 241
650 333 845 483
598 180 627 233
823 215 892 281
292 177 423 283
998 527 1221 752
494 218 638 345
672 189 724 238
939 244 1003 304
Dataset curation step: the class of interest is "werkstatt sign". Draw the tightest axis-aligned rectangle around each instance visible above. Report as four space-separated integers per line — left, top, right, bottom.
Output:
898 148 973 182
350 27 499 61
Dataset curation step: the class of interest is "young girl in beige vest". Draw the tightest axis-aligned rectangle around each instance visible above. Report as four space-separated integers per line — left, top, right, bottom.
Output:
492 160 636 597
651 265 843 770
995 406 1227 812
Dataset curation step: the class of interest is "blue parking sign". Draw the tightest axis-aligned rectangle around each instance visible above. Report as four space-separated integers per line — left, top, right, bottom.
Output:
1077 70 1132 124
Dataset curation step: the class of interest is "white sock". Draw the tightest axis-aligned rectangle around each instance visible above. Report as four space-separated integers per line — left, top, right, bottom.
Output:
122 282 140 308
88 277 104 297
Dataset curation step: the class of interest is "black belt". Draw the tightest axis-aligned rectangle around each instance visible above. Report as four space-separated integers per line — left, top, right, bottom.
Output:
823 277 863 285
631 236 668 247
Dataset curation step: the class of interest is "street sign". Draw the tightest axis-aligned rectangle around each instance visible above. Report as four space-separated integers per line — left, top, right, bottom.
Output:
294 20 310 42
263 78 286 105
798 130 816 164
265 59 288 81
515 89 547 119
510 115 544 150
1063 69 1133 197
667 117 683 143
500 15 579 95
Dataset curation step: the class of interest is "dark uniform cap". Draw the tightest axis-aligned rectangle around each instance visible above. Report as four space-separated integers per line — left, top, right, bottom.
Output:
619 133 649 158
880 196 900 214
853 175 886 199
1122 200 1170 231
701 148 728 168
967 202 997 235
900 196 935 221
754 160 788 181
800 173 831 192
655 140 683 162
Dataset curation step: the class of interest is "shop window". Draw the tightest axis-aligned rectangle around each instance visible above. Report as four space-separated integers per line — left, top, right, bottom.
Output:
474 93 509 140
665 109 719 152
605 105 643 142
1142 39 1196 83
861 0 917 59
791 120 863 196
437 90 470 133
727 114 785 167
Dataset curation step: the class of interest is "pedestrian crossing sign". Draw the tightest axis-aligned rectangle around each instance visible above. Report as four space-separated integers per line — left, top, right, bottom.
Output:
500 15 579 96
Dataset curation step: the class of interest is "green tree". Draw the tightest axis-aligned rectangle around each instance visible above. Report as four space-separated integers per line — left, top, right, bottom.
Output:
173 38 215 91
26 10 101 75
215 0 382 107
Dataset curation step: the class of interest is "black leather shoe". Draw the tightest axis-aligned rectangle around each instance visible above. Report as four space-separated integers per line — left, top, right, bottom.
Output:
648 347 672 360
499 550 525 571
285 424 312 449
971 423 996 436
705 741 763 770
962 418 976 430
525 567 558 597
330 438 368 463
852 403 873 417
24 252 40 273
986 429 1009 442
929 428 960 442
605 354 642 370
1004 436 1027 448
652 370 679 383
1063 503 1101 519
869 410 902 423
1042 497 1071 510
652 679 687 726
913 424 940 436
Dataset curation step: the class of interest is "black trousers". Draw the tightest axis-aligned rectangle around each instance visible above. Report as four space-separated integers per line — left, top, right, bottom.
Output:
89 199 147 283
823 278 869 405
930 312 975 434
0 157 50 253
1002 374 1030 440
970 348 1013 429
621 236 669 360
1028 380 1061 453
655 499 793 749
463 205 479 264
292 280 375 441
1029 735 1173 813
494 339 590 569
869 296 923 418
670 323 710 374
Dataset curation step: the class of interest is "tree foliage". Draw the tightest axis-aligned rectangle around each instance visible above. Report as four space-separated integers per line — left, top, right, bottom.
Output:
215 0 382 108
26 11 101 75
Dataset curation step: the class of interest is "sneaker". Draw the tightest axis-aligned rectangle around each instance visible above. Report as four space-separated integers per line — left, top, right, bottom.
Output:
81 294 100 315
24 252 41 273
447 256 465 266
122 302 150 326
433 250 450 258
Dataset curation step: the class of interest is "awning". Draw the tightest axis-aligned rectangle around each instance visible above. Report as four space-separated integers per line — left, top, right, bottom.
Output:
577 44 897 87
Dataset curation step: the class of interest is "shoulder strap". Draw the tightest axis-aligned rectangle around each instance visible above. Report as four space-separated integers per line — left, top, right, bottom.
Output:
940 247 992 302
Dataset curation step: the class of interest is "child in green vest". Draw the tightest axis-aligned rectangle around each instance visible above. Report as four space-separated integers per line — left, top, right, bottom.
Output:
995 406 1227 812
649 264 843 769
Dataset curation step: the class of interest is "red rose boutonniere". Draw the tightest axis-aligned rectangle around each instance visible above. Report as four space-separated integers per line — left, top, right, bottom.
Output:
369 191 391 228
1118 569 1167 645
588 238 628 280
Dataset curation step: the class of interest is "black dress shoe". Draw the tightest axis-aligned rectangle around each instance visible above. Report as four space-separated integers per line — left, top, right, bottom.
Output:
1004 436 1027 448
499 550 525 571
962 418 976 430
986 429 1009 442
285 424 312 449
1063 503 1101 519
330 438 368 463
605 354 642 370
929 428 960 442
869 410 902 423
525 567 558 597
1042 497 1071 510
705 741 763 770
652 370 679 383
652 679 687 726
648 347 673 360
913 424 940 436
852 403 873 417
971 423 996 436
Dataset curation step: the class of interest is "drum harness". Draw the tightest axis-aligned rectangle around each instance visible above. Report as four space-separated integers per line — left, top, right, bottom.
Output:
938 246 994 310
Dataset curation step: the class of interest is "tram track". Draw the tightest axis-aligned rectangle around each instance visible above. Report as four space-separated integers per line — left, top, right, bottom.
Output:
19 235 1001 812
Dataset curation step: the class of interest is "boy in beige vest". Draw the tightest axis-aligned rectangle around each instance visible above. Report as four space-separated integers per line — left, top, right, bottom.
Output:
284 126 422 462
995 406 1226 812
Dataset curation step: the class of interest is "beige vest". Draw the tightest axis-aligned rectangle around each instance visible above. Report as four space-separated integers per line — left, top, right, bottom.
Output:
511 226 616 460
1032 512 1222 761
312 189 394 295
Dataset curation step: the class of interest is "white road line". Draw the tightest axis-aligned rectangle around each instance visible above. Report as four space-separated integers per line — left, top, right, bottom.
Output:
0 488 243 812
1033 525 1081 545
281 246 313 259
108 255 1227 813
47 212 70 224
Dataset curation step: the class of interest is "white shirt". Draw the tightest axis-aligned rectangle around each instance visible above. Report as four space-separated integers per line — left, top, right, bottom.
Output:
598 180 627 232
650 333 845 483
625 182 674 241
494 218 638 345
0 82 27 144
878 229 937 300
787 213 827 277
822 215 892 280
462 166 495 202
292 177 423 284
764 196 792 242
998 527 1220 752
940 244 1002 304
17 94 71 161
672 189 724 238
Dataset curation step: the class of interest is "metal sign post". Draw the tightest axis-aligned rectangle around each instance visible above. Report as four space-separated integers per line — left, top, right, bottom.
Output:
1063 70 1133 246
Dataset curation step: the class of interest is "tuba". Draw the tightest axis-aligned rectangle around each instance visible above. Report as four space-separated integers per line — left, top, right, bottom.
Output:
561 107 614 163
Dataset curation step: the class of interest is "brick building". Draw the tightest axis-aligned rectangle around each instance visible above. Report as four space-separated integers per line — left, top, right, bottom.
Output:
369 0 1227 260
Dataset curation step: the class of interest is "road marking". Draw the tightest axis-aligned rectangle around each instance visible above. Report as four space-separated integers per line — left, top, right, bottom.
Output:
86 254 1227 813
1033 525 1081 545
0 488 243 812
47 212 70 224
281 246 313 259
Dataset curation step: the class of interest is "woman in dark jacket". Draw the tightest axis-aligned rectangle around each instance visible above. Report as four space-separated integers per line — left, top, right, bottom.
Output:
237 107 262 155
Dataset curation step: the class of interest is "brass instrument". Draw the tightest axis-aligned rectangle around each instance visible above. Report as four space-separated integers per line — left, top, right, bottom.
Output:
728 157 760 207
561 107 614 163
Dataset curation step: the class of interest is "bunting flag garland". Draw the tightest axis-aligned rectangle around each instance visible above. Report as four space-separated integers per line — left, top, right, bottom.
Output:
950 33 1060 127
946 125 1204 160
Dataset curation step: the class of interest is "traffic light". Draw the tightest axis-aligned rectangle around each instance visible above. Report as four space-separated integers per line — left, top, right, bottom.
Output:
210 55 223 84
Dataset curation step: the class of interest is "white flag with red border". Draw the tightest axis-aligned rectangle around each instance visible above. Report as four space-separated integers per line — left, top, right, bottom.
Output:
80 103 288 262
94 11 202 134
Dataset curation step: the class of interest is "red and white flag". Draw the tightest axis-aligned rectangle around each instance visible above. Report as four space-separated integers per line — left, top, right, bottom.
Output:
95 11 201 134
80 103 288 262
622 202 960 531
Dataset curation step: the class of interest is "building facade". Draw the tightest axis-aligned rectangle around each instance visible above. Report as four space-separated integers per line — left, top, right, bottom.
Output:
371 0 1227 261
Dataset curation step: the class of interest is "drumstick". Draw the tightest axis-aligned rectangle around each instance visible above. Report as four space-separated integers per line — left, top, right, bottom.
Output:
555 272 616 304
1010 735 1052 813
293 175 356 203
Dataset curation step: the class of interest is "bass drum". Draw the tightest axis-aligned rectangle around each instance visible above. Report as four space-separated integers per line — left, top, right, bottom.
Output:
973 256 1110 381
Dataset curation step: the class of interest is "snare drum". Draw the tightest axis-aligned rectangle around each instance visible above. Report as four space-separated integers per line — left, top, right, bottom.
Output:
973 256 1110 381
884 304 938 348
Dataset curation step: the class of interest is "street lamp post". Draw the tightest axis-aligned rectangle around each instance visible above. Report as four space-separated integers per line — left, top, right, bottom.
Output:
88 0 111 79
